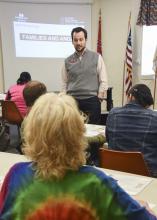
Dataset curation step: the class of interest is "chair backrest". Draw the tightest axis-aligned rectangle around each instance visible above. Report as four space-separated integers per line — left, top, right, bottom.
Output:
1 100 23 125
99 148 150 176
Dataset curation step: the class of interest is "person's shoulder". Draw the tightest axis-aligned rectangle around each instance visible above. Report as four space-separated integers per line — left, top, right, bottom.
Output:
147 108 157 114
86 49 99 56
2 162 33 187
8 84 17 90
149 110 157 122
79 165 116 186
9 162 32 174
108 106 122 115
81 167 157 219
9 84 24 92
143 108 157 118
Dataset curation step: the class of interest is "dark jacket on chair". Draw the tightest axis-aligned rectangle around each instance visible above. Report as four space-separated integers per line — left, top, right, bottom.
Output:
106 101 157 177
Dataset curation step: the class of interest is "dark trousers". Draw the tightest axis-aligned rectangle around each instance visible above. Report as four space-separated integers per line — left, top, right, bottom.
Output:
75 96 101 125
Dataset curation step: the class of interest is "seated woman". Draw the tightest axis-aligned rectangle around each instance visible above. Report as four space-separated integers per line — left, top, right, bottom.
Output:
0 93 156 220
106 84 157 177
5 72 31 117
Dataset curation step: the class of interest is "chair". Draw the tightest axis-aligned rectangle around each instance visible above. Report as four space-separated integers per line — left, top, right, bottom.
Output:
1 100 23 153
99 148 150 176
1 100 23 125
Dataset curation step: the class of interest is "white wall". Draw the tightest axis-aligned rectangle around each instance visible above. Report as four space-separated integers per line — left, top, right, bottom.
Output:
0 0 156 107
0 30 4 91
99 0 141 107
94 0 155 107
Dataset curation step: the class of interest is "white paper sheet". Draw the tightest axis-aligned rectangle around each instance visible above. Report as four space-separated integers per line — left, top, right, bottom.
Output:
97 168 153 196
110 173 153 196
85 124 105 137
149 203 156 209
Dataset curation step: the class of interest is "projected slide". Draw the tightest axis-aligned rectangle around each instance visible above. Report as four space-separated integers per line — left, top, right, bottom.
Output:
14 22 78 58
0 1 91 91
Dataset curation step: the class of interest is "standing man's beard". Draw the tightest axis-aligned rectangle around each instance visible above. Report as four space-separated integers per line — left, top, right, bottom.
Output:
76 46 85 54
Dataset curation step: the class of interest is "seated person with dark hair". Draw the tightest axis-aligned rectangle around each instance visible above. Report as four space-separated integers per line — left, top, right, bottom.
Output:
106 84 157 177
0 93 156 219
17 80 47 154
23 80 47 113
5 72 31 116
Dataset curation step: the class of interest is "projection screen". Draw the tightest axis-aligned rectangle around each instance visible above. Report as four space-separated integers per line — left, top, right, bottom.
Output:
0 1 91 91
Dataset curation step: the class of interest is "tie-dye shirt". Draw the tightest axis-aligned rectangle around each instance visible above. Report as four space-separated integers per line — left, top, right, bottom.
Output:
0 162 156 220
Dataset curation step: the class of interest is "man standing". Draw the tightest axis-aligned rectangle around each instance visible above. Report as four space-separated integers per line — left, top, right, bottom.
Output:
61 27 108 124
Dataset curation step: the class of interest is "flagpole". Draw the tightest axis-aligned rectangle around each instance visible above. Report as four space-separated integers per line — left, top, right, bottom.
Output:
122 61 126 106
153 46 157 109
153 73 157 109
122 12 132 106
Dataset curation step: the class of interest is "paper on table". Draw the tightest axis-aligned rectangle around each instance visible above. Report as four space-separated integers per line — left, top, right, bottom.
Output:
110 173 153 195
86 130 101 137
97 168 152 196
148 203 156 209
85 124 105 137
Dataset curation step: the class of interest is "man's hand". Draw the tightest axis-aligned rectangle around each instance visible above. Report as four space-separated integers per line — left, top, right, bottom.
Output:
98 91 107 101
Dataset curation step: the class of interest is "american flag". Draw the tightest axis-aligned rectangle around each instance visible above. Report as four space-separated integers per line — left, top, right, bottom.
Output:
125 25 132 95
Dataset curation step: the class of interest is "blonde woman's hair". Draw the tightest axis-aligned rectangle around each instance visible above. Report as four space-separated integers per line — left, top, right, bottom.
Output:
23 93 87 179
